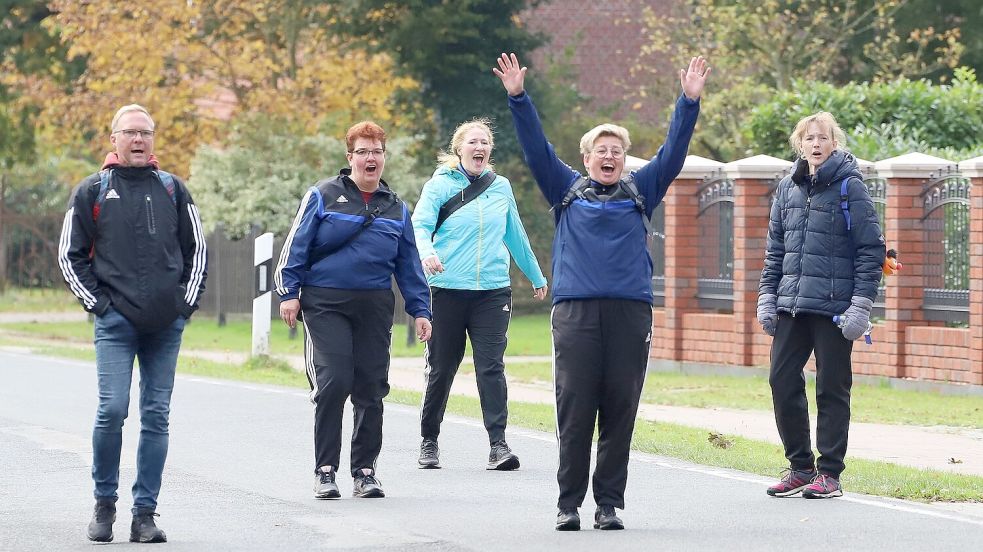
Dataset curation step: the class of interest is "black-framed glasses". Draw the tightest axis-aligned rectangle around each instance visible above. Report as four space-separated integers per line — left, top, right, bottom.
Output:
350 148 385 158
115 129 155 139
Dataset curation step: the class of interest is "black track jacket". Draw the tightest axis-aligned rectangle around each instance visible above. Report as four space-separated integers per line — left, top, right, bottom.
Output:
58 164 208 333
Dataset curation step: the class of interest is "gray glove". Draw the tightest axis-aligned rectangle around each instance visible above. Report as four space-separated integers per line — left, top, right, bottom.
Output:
757 293 778 336
838 296 873 341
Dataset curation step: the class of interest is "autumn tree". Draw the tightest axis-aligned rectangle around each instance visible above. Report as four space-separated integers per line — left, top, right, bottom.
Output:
633 0 965 161
335 0 544 157
16 0 418 176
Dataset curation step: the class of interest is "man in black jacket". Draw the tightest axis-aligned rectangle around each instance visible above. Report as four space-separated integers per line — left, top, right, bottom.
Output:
58 104 208 543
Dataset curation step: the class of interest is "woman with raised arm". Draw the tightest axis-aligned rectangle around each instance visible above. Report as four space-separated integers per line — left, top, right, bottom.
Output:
494 52 709 531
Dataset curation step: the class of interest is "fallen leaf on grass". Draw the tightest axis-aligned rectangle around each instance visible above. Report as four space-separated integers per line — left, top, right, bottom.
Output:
708 432 734 449
948 457 963 464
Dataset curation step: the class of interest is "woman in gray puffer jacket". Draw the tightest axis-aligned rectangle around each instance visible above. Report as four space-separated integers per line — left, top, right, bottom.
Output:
757 112 885 500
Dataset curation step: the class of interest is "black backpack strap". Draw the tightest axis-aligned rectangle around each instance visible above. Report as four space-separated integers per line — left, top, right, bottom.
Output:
433 170 497 237
549 176 591 221
306 192 401 269
620 175 653 235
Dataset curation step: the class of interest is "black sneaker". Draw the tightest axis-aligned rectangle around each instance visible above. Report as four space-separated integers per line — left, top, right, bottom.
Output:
129 509 166 543
487 440 520 471
314 468 341 499
86 497 116 542
353 472 385 498
593 505 624 530
419 438 441 469
555 508 580 531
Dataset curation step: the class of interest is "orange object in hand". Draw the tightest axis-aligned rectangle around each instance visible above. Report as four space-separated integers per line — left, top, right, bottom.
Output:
883 249 902 276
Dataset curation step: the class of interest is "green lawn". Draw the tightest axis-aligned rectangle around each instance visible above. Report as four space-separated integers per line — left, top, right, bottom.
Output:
473 362 983 430
5 314 982 430
0 287 78 312
0 313 554 357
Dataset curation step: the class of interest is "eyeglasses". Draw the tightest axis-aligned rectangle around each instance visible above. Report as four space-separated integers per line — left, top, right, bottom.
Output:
350 148 386 158
591 147 624 158
115 129 155 139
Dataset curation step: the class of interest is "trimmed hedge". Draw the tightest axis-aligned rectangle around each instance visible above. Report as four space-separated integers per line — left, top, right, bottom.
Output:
747 67 983 161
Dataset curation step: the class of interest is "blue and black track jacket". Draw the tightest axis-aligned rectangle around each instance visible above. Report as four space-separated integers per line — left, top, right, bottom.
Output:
274 169 431 320
58 165 208 334
508 91 700 305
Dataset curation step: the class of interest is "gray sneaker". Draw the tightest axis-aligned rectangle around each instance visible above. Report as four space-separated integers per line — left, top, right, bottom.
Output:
487 440 520 471
314 468 341 499
353 472 385 498
419 438 441 469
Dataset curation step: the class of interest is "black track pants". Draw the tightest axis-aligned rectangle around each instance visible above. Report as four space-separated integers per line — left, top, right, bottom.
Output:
552 299 652 509
300 286 394 477
770 312 854 477
421 287 512 443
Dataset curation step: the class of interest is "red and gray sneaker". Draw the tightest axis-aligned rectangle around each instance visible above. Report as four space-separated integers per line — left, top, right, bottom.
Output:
802 473 843 499
766 467 817 497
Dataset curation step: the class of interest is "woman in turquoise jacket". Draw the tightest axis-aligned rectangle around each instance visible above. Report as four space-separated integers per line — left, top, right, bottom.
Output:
412 118 547 471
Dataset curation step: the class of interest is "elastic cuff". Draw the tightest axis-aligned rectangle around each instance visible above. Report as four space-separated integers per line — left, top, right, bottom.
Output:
850 296 874 310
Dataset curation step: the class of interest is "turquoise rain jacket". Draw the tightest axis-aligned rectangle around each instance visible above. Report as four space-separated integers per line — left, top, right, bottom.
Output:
412 166 547 291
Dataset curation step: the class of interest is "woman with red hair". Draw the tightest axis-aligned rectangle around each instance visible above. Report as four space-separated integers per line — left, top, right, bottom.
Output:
275 121 433 500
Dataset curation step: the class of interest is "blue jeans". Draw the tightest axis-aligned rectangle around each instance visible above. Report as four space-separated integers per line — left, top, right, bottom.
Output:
92 307 185 511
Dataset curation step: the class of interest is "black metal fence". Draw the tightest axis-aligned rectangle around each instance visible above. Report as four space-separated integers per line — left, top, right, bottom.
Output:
921 167 970 324
696 171 734 312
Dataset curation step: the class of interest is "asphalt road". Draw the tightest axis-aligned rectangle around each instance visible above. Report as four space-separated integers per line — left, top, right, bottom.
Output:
1 349 981 551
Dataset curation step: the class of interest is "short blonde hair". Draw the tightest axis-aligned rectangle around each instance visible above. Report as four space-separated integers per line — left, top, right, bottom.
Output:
111 104 154 133
788 111 847 157
438 119 495 169
579 123 631 155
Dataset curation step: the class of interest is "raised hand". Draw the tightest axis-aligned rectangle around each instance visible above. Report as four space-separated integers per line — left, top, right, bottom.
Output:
493 52 527 96
679 55 711 100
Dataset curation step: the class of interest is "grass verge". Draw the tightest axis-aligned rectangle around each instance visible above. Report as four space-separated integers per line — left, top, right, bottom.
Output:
470 362 983 430
0 313 553 358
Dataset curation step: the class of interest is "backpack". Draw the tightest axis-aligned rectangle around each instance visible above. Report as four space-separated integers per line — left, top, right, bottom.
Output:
553 174 653 235
92 168 177 222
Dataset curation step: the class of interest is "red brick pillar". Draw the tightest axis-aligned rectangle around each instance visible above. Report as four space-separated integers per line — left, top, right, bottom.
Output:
660 155 723 360
959 156 983 385
874 153 952 378
725 155 792 367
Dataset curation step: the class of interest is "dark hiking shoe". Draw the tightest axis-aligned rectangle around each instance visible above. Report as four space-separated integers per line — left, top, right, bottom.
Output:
766 467 817 497
314 468 341 499
129 510 166 543
593 505 624 530
802 473 843 499
555 508 580 531
353 472 385 498
487 440 520 471
86 498 116 542
419 438 441 469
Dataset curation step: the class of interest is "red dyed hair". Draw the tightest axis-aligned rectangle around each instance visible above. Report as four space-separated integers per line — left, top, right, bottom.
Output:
345 121 387 152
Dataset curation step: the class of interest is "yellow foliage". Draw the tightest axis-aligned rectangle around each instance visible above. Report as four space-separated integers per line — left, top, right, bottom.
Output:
19 0 418 176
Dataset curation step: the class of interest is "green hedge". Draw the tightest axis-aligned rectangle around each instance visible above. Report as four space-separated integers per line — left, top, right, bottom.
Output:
747 67 983 161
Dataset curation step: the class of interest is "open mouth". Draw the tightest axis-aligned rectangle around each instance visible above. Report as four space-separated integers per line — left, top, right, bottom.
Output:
131 149 145 155
600 162 616 177
472 153 485 164
364 162 378 175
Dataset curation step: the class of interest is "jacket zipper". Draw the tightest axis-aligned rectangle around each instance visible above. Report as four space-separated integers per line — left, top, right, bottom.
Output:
145 194 157 235
829 208 836 300
475 195 483 289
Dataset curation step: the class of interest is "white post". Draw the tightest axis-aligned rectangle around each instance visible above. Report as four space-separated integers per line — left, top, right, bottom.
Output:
252 233 274 357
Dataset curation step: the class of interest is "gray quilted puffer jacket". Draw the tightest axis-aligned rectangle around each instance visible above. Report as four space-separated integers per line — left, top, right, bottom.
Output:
759 150 885 317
